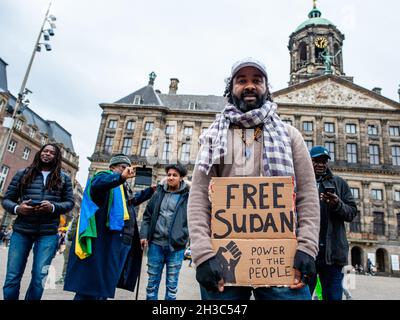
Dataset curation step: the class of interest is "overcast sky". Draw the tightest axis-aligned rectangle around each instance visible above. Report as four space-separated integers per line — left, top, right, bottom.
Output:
1 0 399 186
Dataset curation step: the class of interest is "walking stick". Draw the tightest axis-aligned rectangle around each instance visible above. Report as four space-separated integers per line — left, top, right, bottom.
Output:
135 245 145 300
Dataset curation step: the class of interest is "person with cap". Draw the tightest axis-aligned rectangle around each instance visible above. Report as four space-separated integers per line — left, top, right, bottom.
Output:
188 57 320 300
63 154 155 300
307 146 357 300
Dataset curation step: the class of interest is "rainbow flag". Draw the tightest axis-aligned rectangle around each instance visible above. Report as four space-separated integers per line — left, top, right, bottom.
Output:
75 171 129 259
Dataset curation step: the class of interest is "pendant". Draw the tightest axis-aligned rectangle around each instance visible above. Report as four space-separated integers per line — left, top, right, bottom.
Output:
245 146 252 159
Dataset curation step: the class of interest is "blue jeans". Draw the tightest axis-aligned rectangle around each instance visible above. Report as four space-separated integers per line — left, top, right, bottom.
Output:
201 285 311 300
146 243 184 300
3 231 58 300
308 259 344 300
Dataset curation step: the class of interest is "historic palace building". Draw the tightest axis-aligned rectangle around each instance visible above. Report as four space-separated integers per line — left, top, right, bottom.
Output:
0 57 80 227
88 4 400 274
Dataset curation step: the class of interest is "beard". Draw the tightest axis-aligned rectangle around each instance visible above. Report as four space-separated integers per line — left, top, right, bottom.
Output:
39 157 55 169
232 91 266 113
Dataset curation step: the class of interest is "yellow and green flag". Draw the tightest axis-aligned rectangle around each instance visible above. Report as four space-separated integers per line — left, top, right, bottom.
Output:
75 171 129 259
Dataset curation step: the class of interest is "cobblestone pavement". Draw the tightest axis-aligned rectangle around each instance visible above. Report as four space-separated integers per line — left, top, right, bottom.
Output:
0 246 399 300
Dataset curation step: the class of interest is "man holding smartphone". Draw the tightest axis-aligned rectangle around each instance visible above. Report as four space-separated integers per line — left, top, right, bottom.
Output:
2 144 74 300
307 146 357 300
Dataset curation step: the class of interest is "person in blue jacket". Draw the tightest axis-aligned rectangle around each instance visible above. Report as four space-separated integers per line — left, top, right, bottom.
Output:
63 154 155 300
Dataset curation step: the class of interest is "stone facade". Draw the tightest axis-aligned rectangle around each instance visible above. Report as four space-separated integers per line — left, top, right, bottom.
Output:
88 5 400 274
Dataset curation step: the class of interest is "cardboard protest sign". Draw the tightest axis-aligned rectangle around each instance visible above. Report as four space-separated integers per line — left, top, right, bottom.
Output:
210 177 296 239
212 239 297 286
210 176 297 286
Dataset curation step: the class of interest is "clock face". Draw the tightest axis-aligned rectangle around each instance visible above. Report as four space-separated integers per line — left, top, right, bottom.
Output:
315 36 328 48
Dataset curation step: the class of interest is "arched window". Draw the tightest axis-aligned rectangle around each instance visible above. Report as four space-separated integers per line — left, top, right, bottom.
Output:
298 42 307 66
334 43 341 66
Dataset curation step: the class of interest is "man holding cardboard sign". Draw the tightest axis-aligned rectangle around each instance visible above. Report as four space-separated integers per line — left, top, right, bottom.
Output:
188 58 320 300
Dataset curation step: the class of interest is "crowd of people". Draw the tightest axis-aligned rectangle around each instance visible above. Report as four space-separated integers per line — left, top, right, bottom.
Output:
1 57 363 301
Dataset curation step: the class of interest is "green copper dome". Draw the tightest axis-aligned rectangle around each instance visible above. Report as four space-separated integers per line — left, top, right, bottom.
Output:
295 17 335 32
295 4 335 32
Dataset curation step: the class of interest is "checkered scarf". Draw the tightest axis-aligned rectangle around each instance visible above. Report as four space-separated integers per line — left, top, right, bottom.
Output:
197 101 295 178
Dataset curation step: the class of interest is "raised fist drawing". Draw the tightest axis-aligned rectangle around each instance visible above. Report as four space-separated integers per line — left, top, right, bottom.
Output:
215 241 242 283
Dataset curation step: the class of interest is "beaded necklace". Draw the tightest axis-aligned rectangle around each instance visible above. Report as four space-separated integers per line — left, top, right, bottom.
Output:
231 125 263 159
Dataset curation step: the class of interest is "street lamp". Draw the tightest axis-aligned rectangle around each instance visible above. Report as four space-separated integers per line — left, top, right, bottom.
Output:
0 0 57 226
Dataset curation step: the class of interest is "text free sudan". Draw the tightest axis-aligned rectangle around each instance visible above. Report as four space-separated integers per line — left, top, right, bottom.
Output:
213 210 294 238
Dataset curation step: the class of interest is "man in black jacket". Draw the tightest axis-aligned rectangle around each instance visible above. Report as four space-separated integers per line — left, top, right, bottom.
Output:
2 144 74 300
307 146 357 300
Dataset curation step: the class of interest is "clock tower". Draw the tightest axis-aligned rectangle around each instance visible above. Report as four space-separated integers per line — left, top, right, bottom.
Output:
288 1 352 86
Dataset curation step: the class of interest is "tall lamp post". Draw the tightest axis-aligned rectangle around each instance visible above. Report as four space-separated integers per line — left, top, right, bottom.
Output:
0 1 57 226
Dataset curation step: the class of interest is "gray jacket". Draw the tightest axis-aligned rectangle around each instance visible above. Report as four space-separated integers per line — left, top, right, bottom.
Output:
140 181 190 250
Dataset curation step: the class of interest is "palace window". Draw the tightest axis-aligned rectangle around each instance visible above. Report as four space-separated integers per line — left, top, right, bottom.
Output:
303 121 313 132
299 42 308 63
104 136 114 154
371 189 383 201
188 102 196 110
181 143 190 162
394 190 400 202
346 123 357 134
389 126 400 137
324 122 335 133
108 120 117 129
373 212 385 235
350 213 361 233
122 138 132 155
144 122 154 132
183 127 193 136
346 143 357 163
369 145 380 165
165 125 175 135
350 188 360 199
140 139 151 157
392 146 400 166
324 142 335 161
162 142 172 160
133 95 141 105
368 125 378 136
126 121 135 131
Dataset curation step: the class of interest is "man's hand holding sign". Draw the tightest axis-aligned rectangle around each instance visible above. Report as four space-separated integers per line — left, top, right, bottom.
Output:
197 177 315 292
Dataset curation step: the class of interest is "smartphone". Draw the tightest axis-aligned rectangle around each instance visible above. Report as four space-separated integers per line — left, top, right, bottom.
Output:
29 200 42 206
324 187 335 194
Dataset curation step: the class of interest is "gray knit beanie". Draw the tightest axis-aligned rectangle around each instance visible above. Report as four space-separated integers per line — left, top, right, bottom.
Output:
109 154 131 167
